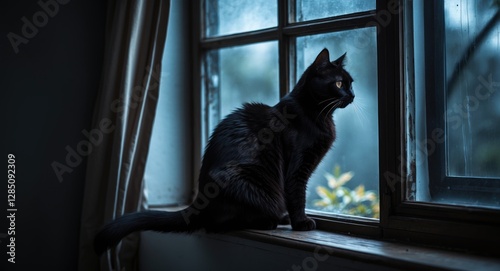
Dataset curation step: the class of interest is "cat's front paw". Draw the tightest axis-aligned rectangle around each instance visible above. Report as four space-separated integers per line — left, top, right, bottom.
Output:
291 217 316 231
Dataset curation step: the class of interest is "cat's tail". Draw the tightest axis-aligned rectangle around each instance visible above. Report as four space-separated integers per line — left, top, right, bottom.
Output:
94 209 200 255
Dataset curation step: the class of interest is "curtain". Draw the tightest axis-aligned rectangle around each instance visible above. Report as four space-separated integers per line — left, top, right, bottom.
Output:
77 0 170 270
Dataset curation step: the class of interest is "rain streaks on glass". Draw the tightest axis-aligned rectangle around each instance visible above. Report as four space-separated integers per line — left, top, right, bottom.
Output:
444 0 500 178
205 42 279 134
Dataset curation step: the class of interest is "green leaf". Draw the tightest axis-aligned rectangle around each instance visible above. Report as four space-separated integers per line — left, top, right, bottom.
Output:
324 172 338 189
337 171 354 187
334 164 341 178
316 186 337 203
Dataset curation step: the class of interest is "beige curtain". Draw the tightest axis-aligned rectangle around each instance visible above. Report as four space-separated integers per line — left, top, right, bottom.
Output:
77 0 170 270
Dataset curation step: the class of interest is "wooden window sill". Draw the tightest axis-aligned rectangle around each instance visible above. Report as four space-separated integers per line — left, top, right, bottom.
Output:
149 207 499 270
200 225 500 271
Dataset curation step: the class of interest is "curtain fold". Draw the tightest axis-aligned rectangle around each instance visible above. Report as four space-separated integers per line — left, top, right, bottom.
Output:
77 1 170 270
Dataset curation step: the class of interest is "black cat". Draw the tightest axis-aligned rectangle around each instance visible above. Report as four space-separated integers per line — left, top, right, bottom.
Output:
94 48 354 254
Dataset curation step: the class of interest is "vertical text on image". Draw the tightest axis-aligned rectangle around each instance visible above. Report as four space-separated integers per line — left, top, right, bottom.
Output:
7 154 17 264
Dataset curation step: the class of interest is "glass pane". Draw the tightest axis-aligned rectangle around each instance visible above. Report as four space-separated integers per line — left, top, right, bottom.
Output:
444 0 500 178
205 0 277 37
204 42 280 136
145 0 192 206
405 0 500 208
295 0 375 22
298 28 380 219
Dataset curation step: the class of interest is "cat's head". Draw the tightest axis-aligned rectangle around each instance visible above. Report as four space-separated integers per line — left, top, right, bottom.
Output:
302 48 354 111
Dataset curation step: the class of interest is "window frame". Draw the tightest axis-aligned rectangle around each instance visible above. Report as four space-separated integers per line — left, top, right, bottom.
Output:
422 0 500 207
192 0 500 256
384 0 500 255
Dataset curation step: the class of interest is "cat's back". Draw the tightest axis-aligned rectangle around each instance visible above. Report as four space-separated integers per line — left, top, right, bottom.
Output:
216 102 273 133
202 103 273 166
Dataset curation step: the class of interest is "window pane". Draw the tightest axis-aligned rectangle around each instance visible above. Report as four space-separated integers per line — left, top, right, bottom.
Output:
295 0 375 22
145 0 192 206
204 42 280 137
205 0 277 37
297 28 380 219
405 0 500 208
444 0 500 178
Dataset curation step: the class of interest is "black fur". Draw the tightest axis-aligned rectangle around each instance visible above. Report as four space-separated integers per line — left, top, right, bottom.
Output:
94 48 354 255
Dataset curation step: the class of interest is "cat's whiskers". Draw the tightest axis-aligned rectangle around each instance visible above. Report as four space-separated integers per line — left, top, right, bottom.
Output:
316 98 340 122
324 100 342 121
351 100 368 125
318 97 338 105
318 98 338 116
317 100 341 123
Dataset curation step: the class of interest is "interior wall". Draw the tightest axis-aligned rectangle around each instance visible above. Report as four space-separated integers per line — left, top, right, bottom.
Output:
0 0 107 270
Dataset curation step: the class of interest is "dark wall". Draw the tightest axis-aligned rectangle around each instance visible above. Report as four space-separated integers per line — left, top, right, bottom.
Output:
0 0 107 270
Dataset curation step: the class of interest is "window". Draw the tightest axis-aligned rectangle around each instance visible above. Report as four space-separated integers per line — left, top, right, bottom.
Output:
200 0 380 222
191 0 500 254
404 0 500 208
385 0 500 253
145 0 193 207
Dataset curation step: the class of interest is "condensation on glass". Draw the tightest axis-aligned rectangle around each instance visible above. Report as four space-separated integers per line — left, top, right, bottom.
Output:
203 42 279 137
297 28 380 219
444 0 500 178
204 0 277 37
294 0 375 22
404 0 500 208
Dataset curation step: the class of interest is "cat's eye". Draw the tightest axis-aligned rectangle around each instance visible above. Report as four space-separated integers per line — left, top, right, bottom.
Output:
335 81 343 88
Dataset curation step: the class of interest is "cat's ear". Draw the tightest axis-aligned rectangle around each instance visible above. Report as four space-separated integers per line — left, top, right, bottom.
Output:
332 52 347 67
313 48 331 69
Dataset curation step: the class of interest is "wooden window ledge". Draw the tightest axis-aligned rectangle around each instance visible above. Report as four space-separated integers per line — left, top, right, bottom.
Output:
202 226 500 271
